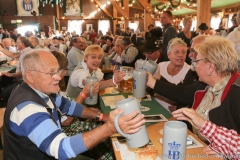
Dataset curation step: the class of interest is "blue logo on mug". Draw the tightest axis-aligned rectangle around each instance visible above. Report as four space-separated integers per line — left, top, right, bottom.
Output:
133 79 136 89
168 141 181 159
22 0 33 11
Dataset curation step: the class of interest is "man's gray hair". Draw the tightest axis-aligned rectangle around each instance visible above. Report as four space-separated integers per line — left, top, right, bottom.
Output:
21 50 42 80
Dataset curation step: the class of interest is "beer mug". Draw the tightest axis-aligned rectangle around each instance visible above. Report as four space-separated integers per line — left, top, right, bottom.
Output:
119 66 133 92
162 121 187 160
136 59 146 70
104 57 111 69
133 69 146 98
114 98 149 148
84 76 98 105
143 60 158 74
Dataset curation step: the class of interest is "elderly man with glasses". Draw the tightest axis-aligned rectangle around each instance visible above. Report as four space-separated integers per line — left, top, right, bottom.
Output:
3 49 145 160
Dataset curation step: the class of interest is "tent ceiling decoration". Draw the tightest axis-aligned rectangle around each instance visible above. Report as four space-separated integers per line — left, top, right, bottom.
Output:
39 0 64 7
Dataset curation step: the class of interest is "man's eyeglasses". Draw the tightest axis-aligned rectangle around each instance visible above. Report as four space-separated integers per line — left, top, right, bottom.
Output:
190 48 197 53
191 58 208 68
29 70 63 78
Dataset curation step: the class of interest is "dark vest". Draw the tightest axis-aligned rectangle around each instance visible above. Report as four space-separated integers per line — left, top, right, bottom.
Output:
3 82 58 160
122 45 145 67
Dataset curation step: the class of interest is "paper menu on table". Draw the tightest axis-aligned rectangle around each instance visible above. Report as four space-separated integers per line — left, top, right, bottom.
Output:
101 95 125 107
112 138 161 160
128 94 152 101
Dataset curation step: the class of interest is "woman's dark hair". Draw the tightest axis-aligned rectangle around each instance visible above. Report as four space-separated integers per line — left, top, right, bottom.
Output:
148 24 154 30
51 51 68 70
18 36 33 48
106 36 113 42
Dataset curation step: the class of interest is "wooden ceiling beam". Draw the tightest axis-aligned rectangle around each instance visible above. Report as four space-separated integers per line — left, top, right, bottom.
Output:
109 0 128 18
130 5 144 10
94 0 113 18
136 0 152 13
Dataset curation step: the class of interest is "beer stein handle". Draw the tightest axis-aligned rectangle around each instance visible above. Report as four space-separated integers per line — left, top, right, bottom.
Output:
114 114 131 140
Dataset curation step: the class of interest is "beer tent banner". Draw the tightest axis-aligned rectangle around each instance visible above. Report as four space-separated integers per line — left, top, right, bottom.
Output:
17 0 39 16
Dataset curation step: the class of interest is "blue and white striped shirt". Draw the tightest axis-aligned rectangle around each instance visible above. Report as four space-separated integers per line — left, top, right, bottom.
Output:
9 89 87 160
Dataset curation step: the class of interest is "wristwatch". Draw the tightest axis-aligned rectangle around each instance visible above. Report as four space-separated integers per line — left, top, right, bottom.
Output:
95 111 101 121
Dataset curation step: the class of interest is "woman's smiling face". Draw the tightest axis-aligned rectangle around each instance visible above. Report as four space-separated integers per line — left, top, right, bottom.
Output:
85 50 103 72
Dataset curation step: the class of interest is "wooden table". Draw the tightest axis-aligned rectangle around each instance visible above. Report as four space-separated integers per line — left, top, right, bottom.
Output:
99 87 222 160
111 119 222 160
0 65 16 77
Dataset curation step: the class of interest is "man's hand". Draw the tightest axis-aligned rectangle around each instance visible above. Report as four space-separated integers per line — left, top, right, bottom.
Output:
1 72 13 77
106 109 145 134
146 72 156 89
172 108 206 129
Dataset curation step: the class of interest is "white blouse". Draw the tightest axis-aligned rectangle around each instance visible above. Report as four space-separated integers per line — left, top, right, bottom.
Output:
70 61 104 88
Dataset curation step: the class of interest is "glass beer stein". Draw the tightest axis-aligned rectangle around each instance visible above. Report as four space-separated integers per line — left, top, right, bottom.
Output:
118 66 133 92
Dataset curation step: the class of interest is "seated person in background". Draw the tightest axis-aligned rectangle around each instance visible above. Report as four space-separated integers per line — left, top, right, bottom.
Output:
102 36 114 56
153 38 195 112
52 50 114 160
3 49 145 159
121 37 143 67
140 27 165 64
173 108 240 159
111 38 124 64
0 36 33 100
51 36 68 56
146 36 240 143
66 45 125 99
2 38 16 53
145 24 154 40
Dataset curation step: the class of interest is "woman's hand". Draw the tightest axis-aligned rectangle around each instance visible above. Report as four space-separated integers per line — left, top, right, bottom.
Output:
172 108 206 130
153 65 161 80
82 82 100 96
146 72 156 89
113 70 125 83
203 146 220 156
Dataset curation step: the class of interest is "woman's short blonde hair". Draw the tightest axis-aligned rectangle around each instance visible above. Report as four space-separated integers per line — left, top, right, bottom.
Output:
194 36 238 77
183 16 192 26
84 45 104 58
115 39 122 46
167 37 187 54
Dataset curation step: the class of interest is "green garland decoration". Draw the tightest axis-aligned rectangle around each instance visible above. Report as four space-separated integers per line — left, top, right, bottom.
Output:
156 4 167 12
186 0 196 2
63 0 66 14
168 0 181 9
80 0 82 16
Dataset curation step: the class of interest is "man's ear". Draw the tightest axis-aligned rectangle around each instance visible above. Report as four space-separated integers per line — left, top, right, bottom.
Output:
25 71 34 84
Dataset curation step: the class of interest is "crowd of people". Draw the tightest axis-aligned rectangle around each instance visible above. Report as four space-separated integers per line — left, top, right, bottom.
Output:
0 10 240 160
